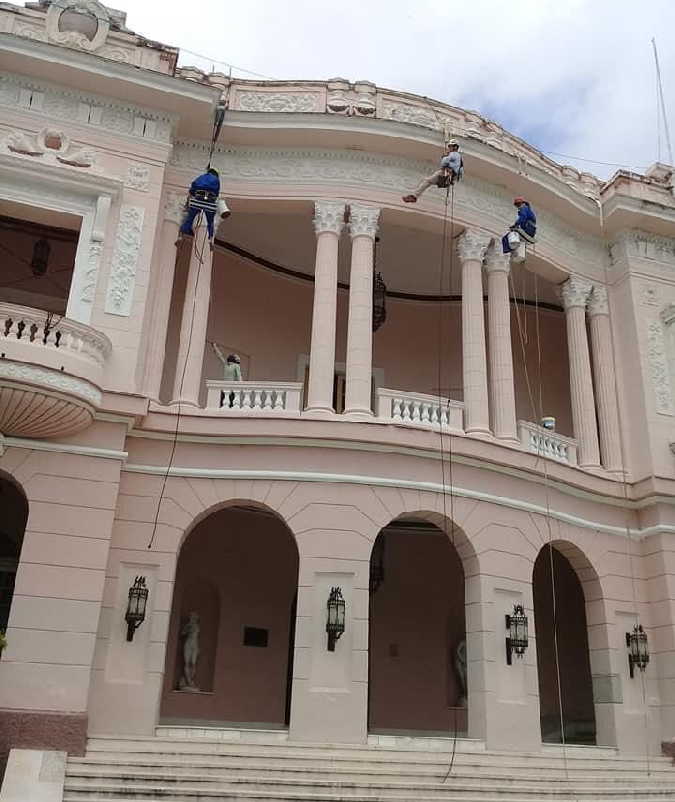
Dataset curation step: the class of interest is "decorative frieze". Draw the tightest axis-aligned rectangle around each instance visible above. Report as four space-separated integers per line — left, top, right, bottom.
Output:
235 91 323 113
611 229 675 265
164 191 187 225
105 205 145 317
0 72 175 143
5 127 96 167
125 164 150 192
313 200 346 236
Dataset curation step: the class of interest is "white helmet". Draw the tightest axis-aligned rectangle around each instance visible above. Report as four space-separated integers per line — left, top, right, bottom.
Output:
446 139 459 147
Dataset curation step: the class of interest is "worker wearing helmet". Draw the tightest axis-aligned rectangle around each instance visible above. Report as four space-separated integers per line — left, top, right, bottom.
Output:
502 197 537 253
178 168 225 241
403 140 464 203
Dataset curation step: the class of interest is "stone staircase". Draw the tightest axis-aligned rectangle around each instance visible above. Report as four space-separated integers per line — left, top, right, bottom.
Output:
62 727 675 801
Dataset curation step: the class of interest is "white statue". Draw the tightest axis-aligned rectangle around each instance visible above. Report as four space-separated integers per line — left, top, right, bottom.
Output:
178 611 200 692
454 638 467 707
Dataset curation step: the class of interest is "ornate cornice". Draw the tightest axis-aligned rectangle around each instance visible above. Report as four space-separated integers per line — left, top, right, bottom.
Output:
560 276 593 310
456 229 491 263
588 285 609 317
348 203 379 239
610 229 675 266
313 200 345 236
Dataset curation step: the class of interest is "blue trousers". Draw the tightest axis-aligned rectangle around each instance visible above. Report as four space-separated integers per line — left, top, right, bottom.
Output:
179 206 215 239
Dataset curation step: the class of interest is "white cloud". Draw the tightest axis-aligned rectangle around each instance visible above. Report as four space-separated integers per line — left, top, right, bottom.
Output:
121 0 675 177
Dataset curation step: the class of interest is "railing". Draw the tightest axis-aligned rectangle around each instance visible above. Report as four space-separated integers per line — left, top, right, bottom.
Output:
517 420 578 465
376 389 464 432
206 380 303 414
0 302 111 368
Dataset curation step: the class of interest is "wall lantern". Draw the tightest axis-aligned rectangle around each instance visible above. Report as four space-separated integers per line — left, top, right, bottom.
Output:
31 238 51 277
326 586 346 651
626 624 650 678
372 236 387 333
125 576 148 642
505 603 529 665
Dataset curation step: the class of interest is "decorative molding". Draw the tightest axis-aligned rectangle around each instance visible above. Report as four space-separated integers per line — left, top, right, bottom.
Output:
125 164 150 192
105 205 145 317
120 463 673 541
164 191 186 225
326 80 376 116
313 200 345 236
588 285 609 317
647 320 674 415
46 0 111 52
2 435 126 461
348 203 380 239
560 276 593 310
641 285 659 307
82 242 102 304
170 143 608 273
483 240 510 273
5 127 96 168
235 91 323 113
610 229 675 265
0 360 101 405
457 229 491 263
661 304 675 327
0 71 175 144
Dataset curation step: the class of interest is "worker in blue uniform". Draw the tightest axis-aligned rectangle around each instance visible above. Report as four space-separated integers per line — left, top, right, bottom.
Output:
179 168 224 241
502 197 536 253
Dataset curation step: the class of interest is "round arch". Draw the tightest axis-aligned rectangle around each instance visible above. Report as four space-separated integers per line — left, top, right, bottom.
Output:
533 539 601 745
367 512 474 735
161 500 299 728
0 470 29 634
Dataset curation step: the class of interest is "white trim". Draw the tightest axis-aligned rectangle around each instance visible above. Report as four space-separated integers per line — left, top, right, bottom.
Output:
120 463 669 540
2 436 127 461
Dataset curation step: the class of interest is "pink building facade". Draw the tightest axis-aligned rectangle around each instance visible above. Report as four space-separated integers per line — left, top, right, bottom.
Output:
1 2 675 794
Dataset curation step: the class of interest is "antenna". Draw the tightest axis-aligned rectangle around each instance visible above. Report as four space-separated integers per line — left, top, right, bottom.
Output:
652 37 673 165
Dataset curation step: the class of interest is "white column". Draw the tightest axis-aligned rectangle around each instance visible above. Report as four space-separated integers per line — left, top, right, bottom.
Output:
305 201 345 414
344 204 380 418
171 217 213 406
588 285 622 472
458 230 492 435
485 242 517 440
560 277 600 467
144 192 185 401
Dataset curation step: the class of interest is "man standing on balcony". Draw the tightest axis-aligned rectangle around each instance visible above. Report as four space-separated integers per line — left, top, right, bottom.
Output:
402 140 464 203
178 168 229 242
211 342 242 408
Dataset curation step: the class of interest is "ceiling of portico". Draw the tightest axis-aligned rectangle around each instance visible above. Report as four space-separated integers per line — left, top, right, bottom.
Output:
218 209 562 306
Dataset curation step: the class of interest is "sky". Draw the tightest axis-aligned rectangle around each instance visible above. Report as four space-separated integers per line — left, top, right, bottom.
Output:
114 0 675 180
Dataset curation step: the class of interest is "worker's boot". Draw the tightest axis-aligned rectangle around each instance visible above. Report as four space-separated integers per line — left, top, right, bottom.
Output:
402 195 417 203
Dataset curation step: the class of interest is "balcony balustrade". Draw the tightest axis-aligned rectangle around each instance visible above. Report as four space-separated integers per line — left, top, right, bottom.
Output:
517 420 578 465
206 380 303 415
376 388 464 433
0 302 110 438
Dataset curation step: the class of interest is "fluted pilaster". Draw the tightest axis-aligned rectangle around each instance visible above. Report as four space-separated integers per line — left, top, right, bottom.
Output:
458 230 492 434
560 276 600 467
344 204 380 417
305 201 346 414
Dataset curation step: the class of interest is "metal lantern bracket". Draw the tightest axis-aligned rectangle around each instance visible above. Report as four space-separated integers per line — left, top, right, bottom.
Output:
626 623 650 678
505 603 529 666
326 586 346 652
125 575 149 642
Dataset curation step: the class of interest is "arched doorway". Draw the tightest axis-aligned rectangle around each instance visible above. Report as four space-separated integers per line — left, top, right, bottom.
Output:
0 474 28 637
368 518 467 735
533 543 597 744
161 504 299 728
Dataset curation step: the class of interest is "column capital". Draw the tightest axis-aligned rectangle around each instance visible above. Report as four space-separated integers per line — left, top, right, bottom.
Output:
164 191 186 225
348 204 380 239
588 285 609 317
484 240 510 274
457 229 491 263
560 276 593 310
313 200 346 236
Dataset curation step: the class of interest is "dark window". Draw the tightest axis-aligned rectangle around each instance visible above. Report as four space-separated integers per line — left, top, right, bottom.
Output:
243 626 268 647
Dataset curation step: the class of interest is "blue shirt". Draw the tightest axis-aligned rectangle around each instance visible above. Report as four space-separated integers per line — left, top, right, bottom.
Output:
516 204 536 228
190 172 220 195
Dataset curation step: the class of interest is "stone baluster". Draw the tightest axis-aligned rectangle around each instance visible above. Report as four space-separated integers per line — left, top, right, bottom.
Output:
588 285 622 472
145 192 185 400
171 216 213 406
560 277 600 467
305 201 346 414
485 242 517 440
458 230 492 434
344 204 380 418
